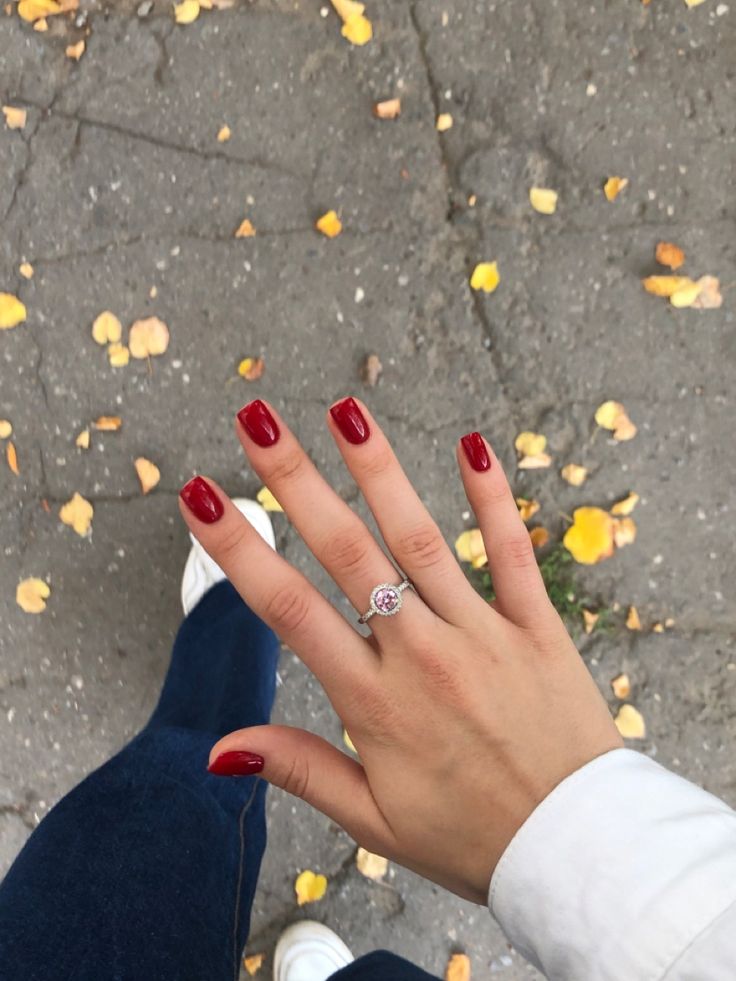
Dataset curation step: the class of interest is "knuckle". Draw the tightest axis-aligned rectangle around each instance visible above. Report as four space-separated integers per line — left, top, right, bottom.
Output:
281 753 311 800
496 534 537 571
215 521 250 565
359 446 394 480
263 586 311 634
322 526 374 576
394 523 446 570
266 452 306 486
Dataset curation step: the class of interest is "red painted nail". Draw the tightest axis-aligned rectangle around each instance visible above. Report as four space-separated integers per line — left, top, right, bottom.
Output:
330 397 370 445
237 400 280 448
180 476 225 523
208 751 265 777
461 432 491 472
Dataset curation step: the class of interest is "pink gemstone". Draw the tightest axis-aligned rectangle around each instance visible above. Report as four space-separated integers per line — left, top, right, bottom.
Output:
374 587 399 613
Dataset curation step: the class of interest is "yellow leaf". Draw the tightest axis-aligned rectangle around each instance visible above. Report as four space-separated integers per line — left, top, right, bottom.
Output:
108 343 130 367
331 0 365 21
691 275 722 310
561 463 588 487
217 124 231 142
6 441 19 476
243 953 265 976
529 187 558 215
2 106 27 129
445 953 471 981
134 457 161 495
614 704 646 739
611 673 631 698
256 486 283 513
611 492 639 516
0 293 27 329
515 431 547 456
19 262 34 279
603 176 628 201
670 280 702 308
436 112 453 132
641 275 694 297
315 210 342 238
529 526 549 549
16 578 50 614
454 528 487 569
238 357 265 380
684 0 707 6
66 39 85 60
563 507 615 565
518 453 552 470
33 17 49 30
235 218 256 238
174 0 200 23
0 420 12 439
652 621 665 633
93 416 122 431
356 847 388 880
59 491 94 537
373 98 401 119
613 516 637 548
294 870 327 906
582 609 599 635
128 316 170 358
17 0 60 22
92 310 122 345
626 606 641 630
469 261 499 294
75 429 90 449
594 400 637 441
515 497 540 522
341 12 372 44
343 729 356 753
655 241 685 270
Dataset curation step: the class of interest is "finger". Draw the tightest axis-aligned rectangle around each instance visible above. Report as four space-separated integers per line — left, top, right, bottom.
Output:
235 399 429 640
327 397 488 626
179 476 375 699
456 433 551 627
208 725 394 855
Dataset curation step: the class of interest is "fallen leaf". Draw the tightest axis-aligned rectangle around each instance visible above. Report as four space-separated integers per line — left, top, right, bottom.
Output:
670 280 702 308
108 343 130 367
65 39 85 60
529 526 549 548
518 453 552 470
92 310 122 346
454 528 487 569
603 176 628 201
238 357 265 380
655 241 685 270
614 704 646 739
469 261 499 294
529 187 558 215
217 124 231 142
626 605 641 630
436 112 453 132
0 420 12 439
361 353 383 387
243 953 265 976
59 491 94 537
684 0 707 6
563 507 615 565
611 673 631 698
93 416 122 431
445 953 471 981
128 316 170 359
315 210 342 238
19 262 34 279
0 293 27 329
134 457 161 495
691 275 722 309
2 105 27 129
235 218 256 238
6 441 19 476
652 622 665 633
515 431 547 457
516 497 540 522
582 609 599 635
174 0 200 23
561 463 588 487
256 486 283 513
331 0 372 45
16 578 50 614
294 870 327 906
343 729 356 753
611 492 639 516
373 98 401 119
613 517 637 548
641 275 695 297
33 18 49 31
17 0 60 22
75 429 90 449
356 847 388 880
664 617 675 628
594 400 637 442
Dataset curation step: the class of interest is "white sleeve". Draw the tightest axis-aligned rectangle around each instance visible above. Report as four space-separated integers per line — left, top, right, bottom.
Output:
488 748 736 981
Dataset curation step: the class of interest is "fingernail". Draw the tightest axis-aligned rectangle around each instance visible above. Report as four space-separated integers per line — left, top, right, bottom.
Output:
180 476 225 523
237 400 280 448
208 751 265 777
330 397 370 445
461 432 491 472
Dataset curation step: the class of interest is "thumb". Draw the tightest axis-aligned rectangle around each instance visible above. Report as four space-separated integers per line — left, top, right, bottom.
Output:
208 724 391 851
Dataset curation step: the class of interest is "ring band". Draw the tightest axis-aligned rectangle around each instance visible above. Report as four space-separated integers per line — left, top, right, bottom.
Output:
358 579 414 624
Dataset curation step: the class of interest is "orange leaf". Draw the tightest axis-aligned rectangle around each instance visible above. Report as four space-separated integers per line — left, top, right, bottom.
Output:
93 416 122 431
655 241 685 270
373 98 401 119
6 441 19 475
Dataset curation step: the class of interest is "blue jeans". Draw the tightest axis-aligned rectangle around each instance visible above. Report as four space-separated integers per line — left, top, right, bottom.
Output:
0 582 438 981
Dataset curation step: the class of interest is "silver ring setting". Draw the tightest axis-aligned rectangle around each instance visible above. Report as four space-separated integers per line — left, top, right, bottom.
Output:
358 580 414 624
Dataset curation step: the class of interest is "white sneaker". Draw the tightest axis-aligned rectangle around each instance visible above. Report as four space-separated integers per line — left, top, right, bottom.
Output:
273 921 354 981
180 497 276 615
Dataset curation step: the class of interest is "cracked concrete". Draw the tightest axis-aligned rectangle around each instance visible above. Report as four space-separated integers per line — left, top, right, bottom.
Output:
1 0 735 977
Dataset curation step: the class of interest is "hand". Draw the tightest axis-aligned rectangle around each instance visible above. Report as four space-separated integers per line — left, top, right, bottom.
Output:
179 397 622 905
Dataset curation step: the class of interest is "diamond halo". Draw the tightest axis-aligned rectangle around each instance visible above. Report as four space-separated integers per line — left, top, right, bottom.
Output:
358 579 414 624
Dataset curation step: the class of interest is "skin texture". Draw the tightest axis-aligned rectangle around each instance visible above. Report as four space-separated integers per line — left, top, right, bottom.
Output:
179 397 623 905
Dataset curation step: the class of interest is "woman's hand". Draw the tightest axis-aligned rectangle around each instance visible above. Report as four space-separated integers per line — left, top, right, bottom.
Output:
179 397 622 905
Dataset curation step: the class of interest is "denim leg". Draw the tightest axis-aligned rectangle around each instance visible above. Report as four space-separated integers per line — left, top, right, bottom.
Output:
0 582 278 981
331 951 441 980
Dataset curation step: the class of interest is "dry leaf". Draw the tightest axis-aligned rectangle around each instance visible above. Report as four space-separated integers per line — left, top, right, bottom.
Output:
436 112 453 132
6 441 19 476
611 673 631 698
652 622 665 633
655 241 685 270
641 275 695 297
34 18 49 31
518 453 552 469
17 0 60 21
93 416 122 431
582 609 599 635
670 280 702 308
445 953 471 981
454 528 487 569
356 847 388 880
613 517 637 548
563 507 615 565
235 218 256 238
217 124 231 142
684 0 707 6
603 176 628 201
19 262 34 279
92 311 122 346
516 497 540 522
561 463 588 487
373 98 401 119
515 431 547 457
0 293 27 329
294 870 328 906
134 457 161 495
614 704 646 739
361 353 383 387
243 953 265 976
594 400 637 441
691 275 722 310
75 429 90 449
2 105 27 129
469 261 499 294
343 729 356 753
611 492 639 516
16 578 50 614
0 420 12 439
315 210 342 238
626 605 642 630
129 316 170 359
529 526 549 549
331 0 372 44
256 486 283 513
66 39 85 60
174 0 200 23
108 343 130 367
59 492 94 537
238 357 265 380
529 187 558 215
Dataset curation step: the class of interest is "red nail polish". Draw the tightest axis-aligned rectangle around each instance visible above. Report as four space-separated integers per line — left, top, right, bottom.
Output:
237 400 280 448
180 476 225 523
461 432 491 472
330 397 370 445
208 751 265 777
